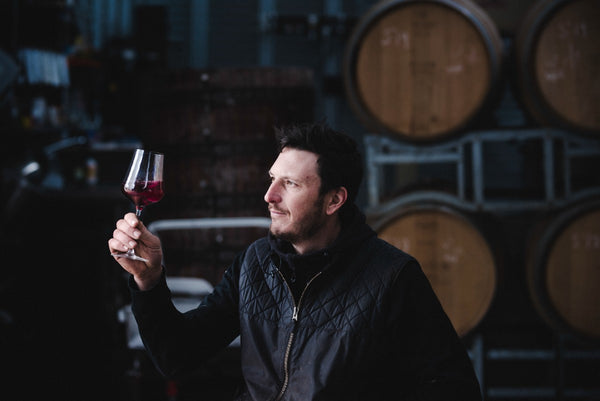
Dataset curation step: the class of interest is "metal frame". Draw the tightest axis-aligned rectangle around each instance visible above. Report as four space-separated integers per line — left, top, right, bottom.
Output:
364 129 600 213
147 216 272 233
147 216 272 279
483 334 600 399
366 129 600 399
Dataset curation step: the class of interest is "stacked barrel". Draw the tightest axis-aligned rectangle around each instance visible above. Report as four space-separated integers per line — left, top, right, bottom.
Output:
344 0 504 143
344 0 600 345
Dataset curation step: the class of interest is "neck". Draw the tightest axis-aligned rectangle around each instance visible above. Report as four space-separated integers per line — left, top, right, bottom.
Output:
292 215 341 255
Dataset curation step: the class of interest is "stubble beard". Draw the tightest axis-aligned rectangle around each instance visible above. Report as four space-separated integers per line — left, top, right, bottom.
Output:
269 195 326 245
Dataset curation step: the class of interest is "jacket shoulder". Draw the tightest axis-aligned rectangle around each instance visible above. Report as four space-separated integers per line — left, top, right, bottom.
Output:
368 236 418 270
244 237 271 266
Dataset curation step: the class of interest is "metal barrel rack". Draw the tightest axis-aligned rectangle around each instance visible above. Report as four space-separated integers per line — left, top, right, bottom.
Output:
365 128 600 400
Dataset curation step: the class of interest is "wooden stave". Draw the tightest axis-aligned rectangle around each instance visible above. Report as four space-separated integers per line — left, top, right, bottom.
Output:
343 0 504 143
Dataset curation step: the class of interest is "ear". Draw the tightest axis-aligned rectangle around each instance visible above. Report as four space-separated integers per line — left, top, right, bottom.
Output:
325 187 348 216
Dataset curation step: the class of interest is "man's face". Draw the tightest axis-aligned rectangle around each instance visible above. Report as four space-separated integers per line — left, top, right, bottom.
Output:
264 148 327 246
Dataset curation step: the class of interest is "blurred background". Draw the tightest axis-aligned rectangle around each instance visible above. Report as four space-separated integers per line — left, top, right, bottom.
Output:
0 0 599 400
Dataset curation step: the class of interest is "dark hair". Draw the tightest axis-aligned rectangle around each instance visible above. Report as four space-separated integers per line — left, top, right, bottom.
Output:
275 122 363 208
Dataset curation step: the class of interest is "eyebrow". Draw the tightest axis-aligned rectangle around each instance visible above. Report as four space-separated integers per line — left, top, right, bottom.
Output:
269 171 298 181
269 170 313 185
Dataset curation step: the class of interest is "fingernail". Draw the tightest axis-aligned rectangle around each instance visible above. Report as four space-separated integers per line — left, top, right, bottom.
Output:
133 230 141 238
129 241 136 248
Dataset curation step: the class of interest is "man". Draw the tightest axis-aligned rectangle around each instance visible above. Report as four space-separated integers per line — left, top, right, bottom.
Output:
108 122 482 400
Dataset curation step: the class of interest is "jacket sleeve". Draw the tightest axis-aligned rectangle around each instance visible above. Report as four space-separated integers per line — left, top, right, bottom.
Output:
130 252 244 379
392 261 483 401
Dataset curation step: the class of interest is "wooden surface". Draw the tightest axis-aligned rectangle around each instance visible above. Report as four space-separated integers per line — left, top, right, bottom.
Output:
516 0 600 135
345 0 503 141
546 208 600 339
526 200 600 342
377 205 497 337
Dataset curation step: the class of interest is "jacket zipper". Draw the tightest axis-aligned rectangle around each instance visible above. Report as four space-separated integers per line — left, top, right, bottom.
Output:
274 270 322 401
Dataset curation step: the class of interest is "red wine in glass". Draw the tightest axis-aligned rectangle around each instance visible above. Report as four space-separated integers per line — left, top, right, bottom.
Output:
111 149 164 262
122 179 164 215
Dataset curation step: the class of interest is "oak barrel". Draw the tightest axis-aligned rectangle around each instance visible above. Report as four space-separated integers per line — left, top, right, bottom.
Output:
371 196 497 336
343 0 504 142
515 0 600 136
526 199 600 342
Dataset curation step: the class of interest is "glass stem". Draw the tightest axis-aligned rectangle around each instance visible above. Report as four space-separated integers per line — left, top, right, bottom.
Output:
129 207 143 256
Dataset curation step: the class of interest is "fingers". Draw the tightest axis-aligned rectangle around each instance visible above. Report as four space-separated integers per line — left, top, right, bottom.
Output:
108 213 142 253
110 221 134 249
123 212 141 228
108 236 129 254
108 213 162 264
117 218 141 241
108 213 164 290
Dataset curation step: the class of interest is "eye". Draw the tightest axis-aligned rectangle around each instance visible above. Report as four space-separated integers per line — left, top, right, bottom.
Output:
285 180 298 187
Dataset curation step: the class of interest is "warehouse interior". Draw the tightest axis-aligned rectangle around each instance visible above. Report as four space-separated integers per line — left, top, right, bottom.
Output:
0 0 599 400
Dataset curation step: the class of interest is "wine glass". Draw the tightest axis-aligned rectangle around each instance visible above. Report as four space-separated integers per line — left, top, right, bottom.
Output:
111 149 164 262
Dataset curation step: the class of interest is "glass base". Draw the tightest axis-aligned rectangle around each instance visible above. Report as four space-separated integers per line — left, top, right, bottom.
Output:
110 251 149 263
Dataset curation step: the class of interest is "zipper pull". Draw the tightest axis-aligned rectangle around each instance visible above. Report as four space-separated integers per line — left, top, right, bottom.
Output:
292 306 298 322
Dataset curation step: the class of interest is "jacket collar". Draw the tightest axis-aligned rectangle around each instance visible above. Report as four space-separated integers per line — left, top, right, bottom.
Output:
268 203 376 272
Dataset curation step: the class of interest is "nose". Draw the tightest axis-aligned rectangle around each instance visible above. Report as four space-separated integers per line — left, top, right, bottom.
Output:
264 181 281 204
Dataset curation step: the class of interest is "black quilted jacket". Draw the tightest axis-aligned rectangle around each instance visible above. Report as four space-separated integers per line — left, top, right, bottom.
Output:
131 207 482 401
